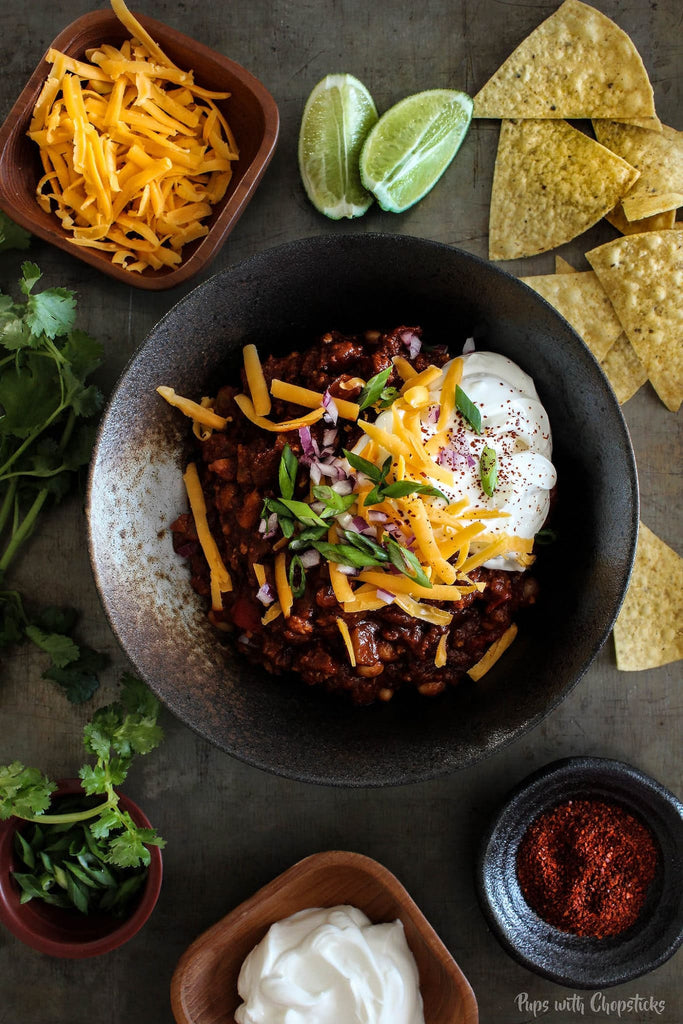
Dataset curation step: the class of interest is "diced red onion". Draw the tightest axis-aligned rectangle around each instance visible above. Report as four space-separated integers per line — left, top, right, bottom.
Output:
400 329 422 359
376 588 395 604
331 479 354 495
367 510 387 523
352 515 370 533
256 582 275 606
298 425 314 456
311 501 326 514
463 337 476 354
323 428 338 447
300 549 321 568
309 462 322 485
261 512 278 539
322 390 339 425
317 461 341 479
427 405 440 424
336 564 358 576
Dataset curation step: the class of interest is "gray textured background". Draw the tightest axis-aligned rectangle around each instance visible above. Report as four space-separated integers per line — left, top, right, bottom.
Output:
0 1 681 1021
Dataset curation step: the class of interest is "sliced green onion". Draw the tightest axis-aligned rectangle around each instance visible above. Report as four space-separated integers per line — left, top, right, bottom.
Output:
288 525 328 551
278 443 298 500
343 448 384 482
341 529 390 561
288 555 307 598
311 541 385 570
312 485 356 515
357 367 392 411
480 445 497 496
534 527 557 546
277 498 328 527
385 537 432 588
456 385 482 433
381 481 448 502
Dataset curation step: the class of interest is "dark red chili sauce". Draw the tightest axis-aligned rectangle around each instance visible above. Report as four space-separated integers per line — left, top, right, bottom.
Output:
516 798 659 938
170 326 541 705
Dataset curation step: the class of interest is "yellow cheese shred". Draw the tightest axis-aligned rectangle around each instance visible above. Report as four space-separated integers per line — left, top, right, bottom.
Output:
29 0 238 274
467 624 518 681
234 394 325 432
261 602 282 625
436 357 463 432
336 617 357 667
243 345 271 417
182 462 232 609
434 634 448 668
270 379 360 421
274 552 293 618
157 386 227 430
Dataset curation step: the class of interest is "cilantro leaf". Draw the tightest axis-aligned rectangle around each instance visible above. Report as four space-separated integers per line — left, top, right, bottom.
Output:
0 352 61 439
0 763 56 820
43 646 110 704
24 624 80 669
0 212 31 252
25 286 77 340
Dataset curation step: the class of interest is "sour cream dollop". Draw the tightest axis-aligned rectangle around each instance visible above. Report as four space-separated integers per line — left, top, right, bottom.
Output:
234 905 425 1024
374 350 556 571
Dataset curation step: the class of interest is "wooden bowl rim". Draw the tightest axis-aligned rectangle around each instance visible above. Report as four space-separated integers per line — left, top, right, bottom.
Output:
0 9 279 290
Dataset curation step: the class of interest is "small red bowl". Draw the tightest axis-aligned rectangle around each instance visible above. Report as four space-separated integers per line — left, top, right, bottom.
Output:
0 10 279 289
0 778 163 958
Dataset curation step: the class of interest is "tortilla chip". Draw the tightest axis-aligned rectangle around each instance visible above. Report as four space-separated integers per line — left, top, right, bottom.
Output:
520 271 622 361
613 523 683 671
600 332 648 403
473 0 655 120
606 204 675 236
613 117 662 132
555 255 578 273
489 119 639 260
593 122 683 220
586 231 683 411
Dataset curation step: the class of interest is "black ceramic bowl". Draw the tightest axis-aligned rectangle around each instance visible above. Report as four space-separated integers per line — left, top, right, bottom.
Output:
86 234 638 787
477 757 683 987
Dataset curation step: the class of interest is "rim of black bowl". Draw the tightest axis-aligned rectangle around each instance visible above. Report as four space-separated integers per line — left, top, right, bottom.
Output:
477 756 683 987
86 234 639 787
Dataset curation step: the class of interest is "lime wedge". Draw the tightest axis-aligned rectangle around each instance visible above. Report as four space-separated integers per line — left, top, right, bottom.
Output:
298 74 378 220
359 89 473 213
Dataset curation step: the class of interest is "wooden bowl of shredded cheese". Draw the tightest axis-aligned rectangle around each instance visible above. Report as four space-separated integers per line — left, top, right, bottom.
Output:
0 0 279 289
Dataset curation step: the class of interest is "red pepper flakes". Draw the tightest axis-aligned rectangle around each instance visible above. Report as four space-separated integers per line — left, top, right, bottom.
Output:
516 798 659 938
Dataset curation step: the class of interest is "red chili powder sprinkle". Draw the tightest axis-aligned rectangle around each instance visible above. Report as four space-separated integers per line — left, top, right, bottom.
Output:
516 798 659 938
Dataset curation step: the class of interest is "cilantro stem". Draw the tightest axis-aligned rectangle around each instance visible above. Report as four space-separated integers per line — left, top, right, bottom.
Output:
0 488 49 574
21 795 116 825
0 478 17 539
0 400 68 481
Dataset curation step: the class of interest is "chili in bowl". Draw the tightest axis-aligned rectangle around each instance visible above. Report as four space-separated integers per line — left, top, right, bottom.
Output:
86 234 638 786
477 756 683 988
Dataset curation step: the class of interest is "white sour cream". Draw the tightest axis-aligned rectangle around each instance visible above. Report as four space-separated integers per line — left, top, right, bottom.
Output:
234 905 425 1024
374 350 556 571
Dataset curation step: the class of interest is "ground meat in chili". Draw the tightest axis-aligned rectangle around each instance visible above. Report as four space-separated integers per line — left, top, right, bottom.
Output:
170 326 542 705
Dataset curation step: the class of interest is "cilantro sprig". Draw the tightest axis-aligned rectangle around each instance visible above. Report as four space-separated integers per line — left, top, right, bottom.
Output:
0 262 107 698
0 674 165 916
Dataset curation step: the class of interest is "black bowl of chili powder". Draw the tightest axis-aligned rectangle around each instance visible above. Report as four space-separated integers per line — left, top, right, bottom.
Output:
477 756 683 987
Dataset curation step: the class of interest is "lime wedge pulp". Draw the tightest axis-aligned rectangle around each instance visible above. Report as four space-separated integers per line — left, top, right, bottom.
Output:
298 74 379 220
359 89 473 213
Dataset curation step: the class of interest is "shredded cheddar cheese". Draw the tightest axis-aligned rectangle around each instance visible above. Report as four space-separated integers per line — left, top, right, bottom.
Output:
243 346 271 417
467 624 518 681
234 393 326 432
182 462 231 609
270 379 360 421
29 0 238 274
274 552 293 618
434 634 448 668
336 618 356 666
157 386 227 430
